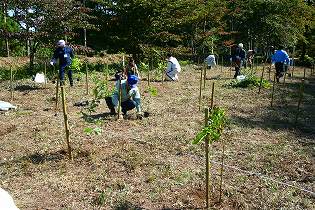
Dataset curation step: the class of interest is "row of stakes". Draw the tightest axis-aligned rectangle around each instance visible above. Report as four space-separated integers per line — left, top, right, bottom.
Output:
6 58 315 161
198 63 315 209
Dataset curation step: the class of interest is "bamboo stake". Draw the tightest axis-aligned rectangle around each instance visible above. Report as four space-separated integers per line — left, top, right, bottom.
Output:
44 62 47 89
291 58 295 79
60 85 72 160
203 65 207 90
85 62 89 95
270 74 276 107
268 63 271 81
117 79 122 119
105 63 109 82
204 107 210 210
199 69 203 111
295 79 305 124
210 82 215 108
258 66 265 94
55 79 59 111
219 142 225 203
10 66 13 101
220 56 223 73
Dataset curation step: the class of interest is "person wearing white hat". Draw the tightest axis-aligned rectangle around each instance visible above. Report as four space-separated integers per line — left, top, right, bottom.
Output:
50 40 74 86
165 53 181 81
231 43 246 78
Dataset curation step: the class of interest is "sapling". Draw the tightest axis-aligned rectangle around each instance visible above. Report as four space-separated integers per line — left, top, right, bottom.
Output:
192 107 227 207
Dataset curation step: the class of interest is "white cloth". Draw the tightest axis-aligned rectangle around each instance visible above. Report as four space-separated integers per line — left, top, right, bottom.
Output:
165 56 181 81
205 55 216 67
0 101 17 111
34 73 46 83
0 188 20 210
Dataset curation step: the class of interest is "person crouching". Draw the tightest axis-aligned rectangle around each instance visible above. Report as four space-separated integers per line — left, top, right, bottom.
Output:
105 74 142 119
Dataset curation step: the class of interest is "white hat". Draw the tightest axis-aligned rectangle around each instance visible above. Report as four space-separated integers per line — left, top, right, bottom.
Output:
238 43 244 48
57 40 65 47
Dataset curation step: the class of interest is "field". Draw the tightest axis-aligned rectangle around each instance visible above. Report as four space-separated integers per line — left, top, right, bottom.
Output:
0 61 314 209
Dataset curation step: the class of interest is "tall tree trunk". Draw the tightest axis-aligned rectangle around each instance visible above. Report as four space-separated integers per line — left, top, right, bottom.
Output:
29 41 39 72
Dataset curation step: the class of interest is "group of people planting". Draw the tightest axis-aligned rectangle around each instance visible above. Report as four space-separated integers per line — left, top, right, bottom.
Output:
230 43 291 82
49 39 291 119
49 40 183 119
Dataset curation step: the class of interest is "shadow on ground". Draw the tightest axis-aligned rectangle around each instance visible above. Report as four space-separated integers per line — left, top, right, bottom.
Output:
231 74 315 133
14 84 42 92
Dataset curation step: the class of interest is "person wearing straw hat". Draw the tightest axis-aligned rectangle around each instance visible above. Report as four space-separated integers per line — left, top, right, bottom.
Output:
165 53 181 81
50 40 74 86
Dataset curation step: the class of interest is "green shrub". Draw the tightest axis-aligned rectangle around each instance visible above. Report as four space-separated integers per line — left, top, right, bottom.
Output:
226 76 271 89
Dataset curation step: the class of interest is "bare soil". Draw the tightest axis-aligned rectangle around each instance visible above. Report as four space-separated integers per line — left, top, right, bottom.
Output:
0 62 314 210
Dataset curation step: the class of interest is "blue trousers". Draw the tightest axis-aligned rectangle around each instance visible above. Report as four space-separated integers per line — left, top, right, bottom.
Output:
59 64 73 85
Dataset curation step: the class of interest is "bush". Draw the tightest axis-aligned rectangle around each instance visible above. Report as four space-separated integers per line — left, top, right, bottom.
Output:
226 76 271 89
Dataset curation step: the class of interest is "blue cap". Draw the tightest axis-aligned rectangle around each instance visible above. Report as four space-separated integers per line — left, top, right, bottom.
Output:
127 75 138 87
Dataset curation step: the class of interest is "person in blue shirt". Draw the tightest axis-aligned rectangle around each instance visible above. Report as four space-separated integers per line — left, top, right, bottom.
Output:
271 46 289 82
50 40 74 86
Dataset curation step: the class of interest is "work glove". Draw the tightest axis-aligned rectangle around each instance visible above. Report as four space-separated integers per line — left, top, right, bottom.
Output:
50 61 54 66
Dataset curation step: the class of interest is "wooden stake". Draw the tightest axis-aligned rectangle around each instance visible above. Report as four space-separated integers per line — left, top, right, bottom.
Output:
105 63 108 82
219 142 225 203
203 66 207 90
270 74 276 107
303 68 306 80
60 85 72 160
295 79 305 124
55 79 59 111
210 82 215 109
44 62 47 89
258 66 265 94
10 66 13 101
204 107 210 210
199 69 203 111
220 56 223 73
85 62 89 95
291 58 295 78
268 63 271 81
117 79 122 119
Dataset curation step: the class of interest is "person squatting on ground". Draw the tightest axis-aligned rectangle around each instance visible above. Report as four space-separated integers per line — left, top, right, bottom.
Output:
105 74 142 118
205 54 216 70
231 43 246 79
50 40 74 86
124 57 140 79
271 46 290 82
165 53 181 81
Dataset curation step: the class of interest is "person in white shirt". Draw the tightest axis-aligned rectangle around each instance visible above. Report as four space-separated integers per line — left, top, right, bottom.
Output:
165 53 181 81
205 54 216 69
0 188 20 210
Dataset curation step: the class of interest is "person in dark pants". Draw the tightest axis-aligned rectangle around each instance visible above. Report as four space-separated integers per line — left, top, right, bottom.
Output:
50 40 74 86
105 74 142 118
231 43 246 78
272 46 289 82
